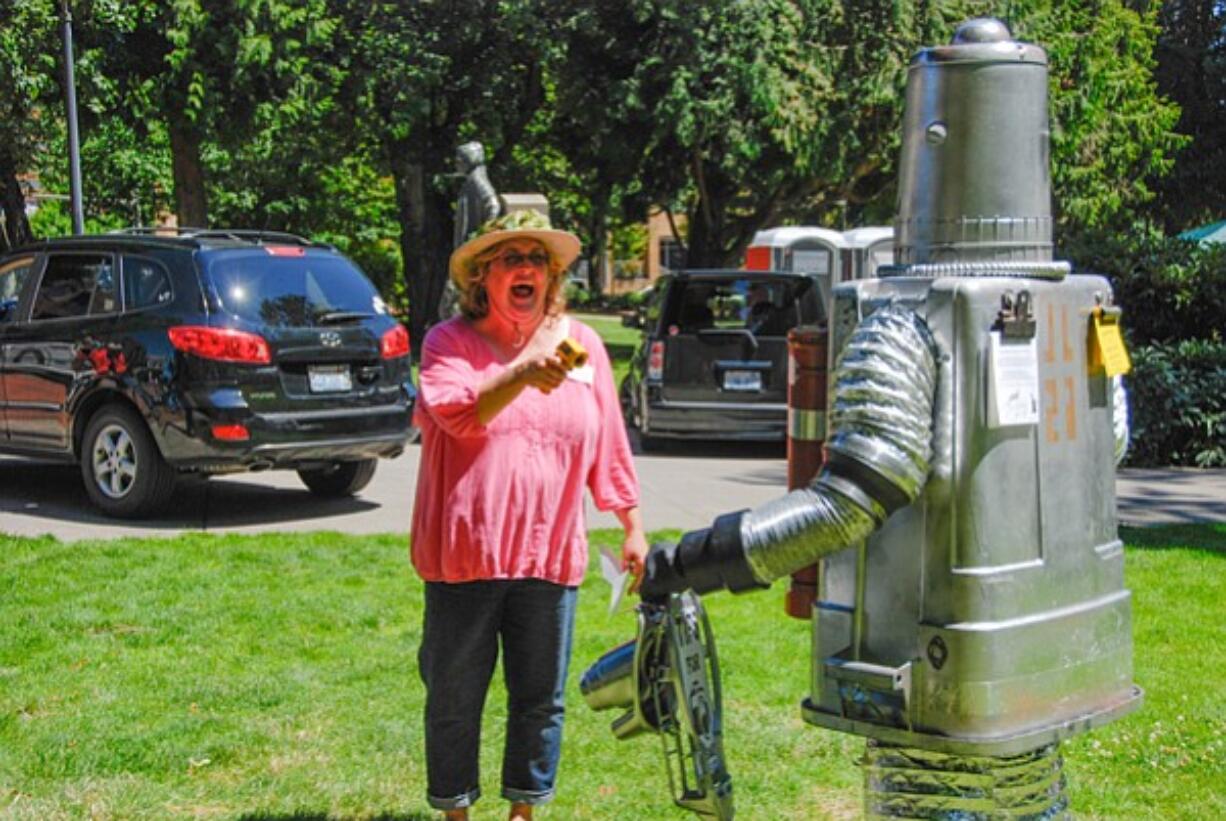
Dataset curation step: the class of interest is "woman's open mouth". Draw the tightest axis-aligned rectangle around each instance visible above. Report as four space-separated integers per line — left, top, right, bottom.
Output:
508 282 538 310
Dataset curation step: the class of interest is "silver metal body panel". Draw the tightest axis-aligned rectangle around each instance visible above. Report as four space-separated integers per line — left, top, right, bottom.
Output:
807 274 1140 753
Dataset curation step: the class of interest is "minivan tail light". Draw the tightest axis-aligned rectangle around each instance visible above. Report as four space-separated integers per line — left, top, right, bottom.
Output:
381 324 410 359
168 326 271 364
648 341 664 381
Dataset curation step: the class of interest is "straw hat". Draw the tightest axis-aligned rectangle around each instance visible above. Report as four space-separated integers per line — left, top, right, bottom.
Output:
449 210 581 289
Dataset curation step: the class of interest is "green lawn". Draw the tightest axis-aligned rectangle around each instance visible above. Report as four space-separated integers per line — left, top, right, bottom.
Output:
1 526 1222 819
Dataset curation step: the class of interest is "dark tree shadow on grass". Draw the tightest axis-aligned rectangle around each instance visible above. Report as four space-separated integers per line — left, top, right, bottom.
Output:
1120 523 1226 554
238 813 433 821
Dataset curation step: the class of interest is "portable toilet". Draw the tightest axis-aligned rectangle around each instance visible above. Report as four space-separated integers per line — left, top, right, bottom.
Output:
840 225 894 282
744 226 846 315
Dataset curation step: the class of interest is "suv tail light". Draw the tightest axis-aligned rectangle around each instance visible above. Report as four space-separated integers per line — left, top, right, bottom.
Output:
168 326 271 364
381 325 410 359
647 341 664 381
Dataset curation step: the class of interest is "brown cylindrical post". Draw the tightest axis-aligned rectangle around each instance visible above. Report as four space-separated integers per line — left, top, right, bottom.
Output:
785 325 829 619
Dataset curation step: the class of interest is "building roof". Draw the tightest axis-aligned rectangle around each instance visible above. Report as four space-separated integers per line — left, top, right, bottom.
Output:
1177 220 1226 245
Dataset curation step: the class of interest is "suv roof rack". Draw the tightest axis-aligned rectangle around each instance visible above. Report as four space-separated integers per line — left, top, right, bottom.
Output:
110 227 317 247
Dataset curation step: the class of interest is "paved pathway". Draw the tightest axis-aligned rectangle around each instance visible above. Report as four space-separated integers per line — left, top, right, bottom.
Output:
1 447 1222 541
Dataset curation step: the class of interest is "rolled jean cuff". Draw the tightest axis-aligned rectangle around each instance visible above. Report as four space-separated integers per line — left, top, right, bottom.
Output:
427 787 480 810
502 786 555 806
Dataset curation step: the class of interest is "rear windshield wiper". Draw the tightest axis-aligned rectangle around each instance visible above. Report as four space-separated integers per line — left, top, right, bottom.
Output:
316 310 373 325
697 327 759 351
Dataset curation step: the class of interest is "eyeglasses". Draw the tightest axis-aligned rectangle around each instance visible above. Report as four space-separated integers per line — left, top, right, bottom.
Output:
492 250 550 269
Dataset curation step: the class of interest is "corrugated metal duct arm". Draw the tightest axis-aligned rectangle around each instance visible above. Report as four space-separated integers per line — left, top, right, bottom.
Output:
640 303 939 600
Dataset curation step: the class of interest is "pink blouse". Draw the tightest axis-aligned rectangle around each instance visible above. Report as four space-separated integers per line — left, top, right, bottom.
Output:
410 317 639 586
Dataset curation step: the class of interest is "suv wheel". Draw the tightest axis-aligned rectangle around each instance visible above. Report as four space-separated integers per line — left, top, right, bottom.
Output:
80 405 176 518
298 459 377 497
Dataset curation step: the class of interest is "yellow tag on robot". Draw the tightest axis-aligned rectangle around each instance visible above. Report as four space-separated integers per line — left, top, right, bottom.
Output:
1090 310 1131 377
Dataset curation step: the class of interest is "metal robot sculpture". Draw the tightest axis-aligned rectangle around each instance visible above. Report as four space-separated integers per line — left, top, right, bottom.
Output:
582 19 1140 819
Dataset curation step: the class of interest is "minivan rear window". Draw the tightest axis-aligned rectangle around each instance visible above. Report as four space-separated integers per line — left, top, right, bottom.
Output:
663 276 821 336
205 250 385 327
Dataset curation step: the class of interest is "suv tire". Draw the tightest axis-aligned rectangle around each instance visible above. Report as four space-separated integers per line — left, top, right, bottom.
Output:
298 459 377 497
622 381 661 452
80 404 177 518
638 429 663 453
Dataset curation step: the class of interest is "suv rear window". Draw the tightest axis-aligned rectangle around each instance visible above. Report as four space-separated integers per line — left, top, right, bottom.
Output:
122 256 174 310
662 276 821 336
205 250 384 327
31 254 118 321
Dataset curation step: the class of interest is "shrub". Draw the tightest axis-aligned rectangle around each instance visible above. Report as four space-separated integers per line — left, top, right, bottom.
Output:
1126 339 1226 467
573 288 652 314
1064 231 1226 345
564 281 592 307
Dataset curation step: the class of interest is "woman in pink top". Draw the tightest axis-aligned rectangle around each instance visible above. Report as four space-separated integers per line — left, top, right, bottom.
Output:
411 210 647 821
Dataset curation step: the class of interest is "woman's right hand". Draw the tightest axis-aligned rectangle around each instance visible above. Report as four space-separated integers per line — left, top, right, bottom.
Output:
515 354 568 394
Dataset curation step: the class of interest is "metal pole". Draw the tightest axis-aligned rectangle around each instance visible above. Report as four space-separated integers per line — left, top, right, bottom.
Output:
60 0 85 234
784 325 829 619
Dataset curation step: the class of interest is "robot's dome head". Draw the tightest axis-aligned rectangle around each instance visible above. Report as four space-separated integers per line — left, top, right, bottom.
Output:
894 18 1055 268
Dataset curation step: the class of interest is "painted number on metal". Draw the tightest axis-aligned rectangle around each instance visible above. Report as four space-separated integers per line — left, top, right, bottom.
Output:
1041 304 1078 444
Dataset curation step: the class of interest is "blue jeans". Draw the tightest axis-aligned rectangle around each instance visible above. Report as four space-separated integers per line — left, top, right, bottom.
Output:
418 579 578 810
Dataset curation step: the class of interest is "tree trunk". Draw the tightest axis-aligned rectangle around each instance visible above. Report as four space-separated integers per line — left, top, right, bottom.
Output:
586 199 610 293
687 159 787 269
0 150 33 253
686 191 728 268
687 158 749 268
389 143 450 360
168 121 208 228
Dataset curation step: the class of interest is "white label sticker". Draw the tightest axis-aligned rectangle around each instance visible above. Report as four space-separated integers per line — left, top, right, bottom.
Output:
988 331 1040 428
791 249 829 276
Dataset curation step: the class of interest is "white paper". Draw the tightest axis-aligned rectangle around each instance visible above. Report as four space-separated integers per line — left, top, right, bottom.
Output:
988 332 1040 427
598 546 631 615
566 364 595 385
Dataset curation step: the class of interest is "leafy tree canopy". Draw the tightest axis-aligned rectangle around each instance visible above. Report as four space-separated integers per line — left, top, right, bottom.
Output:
1149 0 1225 232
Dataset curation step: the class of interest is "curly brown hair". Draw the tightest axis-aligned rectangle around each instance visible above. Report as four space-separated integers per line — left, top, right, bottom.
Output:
458 240 569 321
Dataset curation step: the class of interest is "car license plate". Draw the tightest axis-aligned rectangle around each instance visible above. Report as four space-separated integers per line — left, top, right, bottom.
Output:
308 364 352 393
723 369 761 392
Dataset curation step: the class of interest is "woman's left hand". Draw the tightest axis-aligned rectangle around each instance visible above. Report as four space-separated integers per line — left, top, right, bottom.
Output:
614 507 648 591
622 529 648 578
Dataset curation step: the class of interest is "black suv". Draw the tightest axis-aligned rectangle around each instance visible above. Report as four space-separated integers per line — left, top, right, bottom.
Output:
0 230 415 518
620 269 824 448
